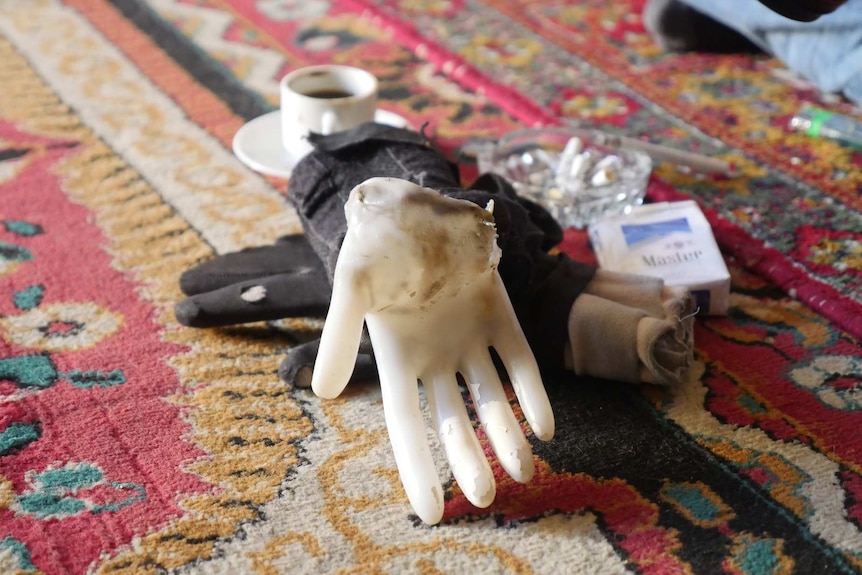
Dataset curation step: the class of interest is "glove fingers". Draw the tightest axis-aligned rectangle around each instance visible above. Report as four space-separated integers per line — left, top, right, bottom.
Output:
278 338 377 388
175 269 331 328
180 234 323 296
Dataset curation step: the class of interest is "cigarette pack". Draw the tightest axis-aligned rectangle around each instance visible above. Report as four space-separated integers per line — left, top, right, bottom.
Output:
587 201 730 315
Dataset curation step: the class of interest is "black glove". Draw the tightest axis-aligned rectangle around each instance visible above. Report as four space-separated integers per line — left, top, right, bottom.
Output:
174 234 373 387
176 234 329 327
175 123 596 386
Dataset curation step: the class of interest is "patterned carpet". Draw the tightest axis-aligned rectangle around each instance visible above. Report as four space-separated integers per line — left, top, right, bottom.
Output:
1 0 861 573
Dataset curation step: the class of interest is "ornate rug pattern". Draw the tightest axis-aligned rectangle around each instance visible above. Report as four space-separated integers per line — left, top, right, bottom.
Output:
1 0 861 573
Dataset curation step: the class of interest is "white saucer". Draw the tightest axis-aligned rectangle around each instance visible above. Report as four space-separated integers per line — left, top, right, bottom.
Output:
232 109 410 178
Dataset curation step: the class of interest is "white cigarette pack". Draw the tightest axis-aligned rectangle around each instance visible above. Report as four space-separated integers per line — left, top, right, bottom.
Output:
587 201 730 315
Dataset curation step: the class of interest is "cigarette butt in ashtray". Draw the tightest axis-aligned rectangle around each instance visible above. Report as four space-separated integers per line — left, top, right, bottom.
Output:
554 136 582 187
589 155 622 187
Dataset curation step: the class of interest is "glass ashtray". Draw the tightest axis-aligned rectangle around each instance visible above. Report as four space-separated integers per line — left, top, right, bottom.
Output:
475 128 653 229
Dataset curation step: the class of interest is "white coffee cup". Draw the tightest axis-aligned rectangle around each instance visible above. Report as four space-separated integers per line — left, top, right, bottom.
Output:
280 65 378 159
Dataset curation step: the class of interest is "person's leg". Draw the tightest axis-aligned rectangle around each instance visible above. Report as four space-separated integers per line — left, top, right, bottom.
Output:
642 0 762 53
643 0 862 104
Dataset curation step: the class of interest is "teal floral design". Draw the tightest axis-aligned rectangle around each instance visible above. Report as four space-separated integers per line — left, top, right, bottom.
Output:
64 369 126 389
13 462 146 520
3 220 43 237
13 285 44 310
0 241 32 264
0 536 37 573
0 219 40 273
0 354 57 389
730 534 786 575
0 354 126 391
0 422 40 456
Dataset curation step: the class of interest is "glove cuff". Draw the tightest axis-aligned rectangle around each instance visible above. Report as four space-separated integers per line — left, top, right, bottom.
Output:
565 270 695 386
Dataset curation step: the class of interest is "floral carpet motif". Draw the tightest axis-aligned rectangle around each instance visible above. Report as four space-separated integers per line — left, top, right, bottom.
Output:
0 0 860 574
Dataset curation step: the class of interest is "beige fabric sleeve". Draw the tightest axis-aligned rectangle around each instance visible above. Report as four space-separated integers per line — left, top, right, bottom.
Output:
564 269 695 386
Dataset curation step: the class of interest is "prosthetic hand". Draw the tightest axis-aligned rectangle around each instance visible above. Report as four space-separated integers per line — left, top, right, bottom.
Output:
175 123 694 523
177 124 575 523
313 177 553 524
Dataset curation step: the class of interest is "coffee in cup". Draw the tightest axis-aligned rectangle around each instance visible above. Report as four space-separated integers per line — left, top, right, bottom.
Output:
280 65 378 159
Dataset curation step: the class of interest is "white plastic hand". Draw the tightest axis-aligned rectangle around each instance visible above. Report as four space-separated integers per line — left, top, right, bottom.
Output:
311 177 554 525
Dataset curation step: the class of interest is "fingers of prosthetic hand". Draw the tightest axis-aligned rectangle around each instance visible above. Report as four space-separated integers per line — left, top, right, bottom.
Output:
371 330 445 525
461 347 536 484
179 234 322 296
423 371 496 509
174 266 331 328
278 338 376 389
279 339 320 388
486 273 554 442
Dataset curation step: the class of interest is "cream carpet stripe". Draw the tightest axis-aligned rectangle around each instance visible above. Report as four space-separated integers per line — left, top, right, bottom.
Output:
147 0 286 103
0 0 300 254
175 387 633 575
